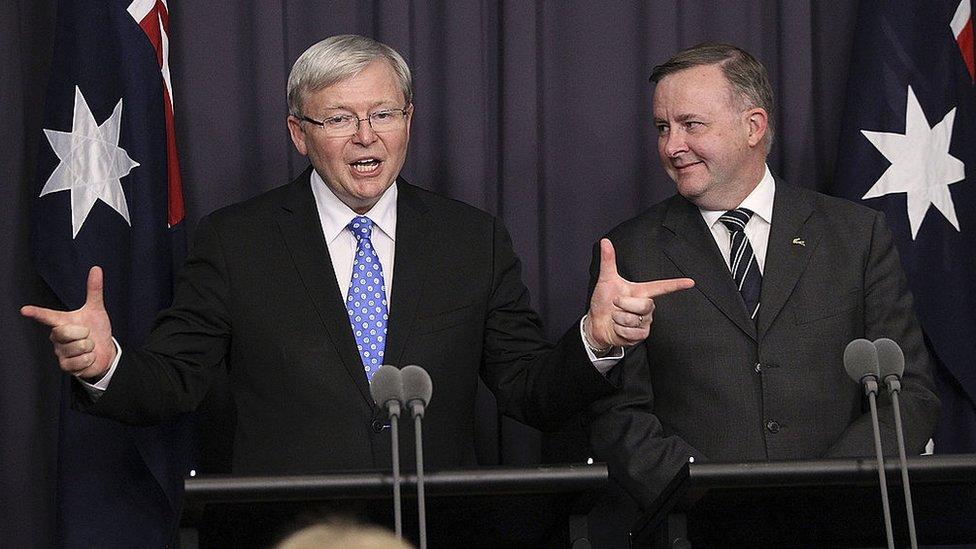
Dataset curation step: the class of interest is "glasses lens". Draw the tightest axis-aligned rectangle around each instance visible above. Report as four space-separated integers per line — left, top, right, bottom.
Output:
321 115 356 136
369 110 404 132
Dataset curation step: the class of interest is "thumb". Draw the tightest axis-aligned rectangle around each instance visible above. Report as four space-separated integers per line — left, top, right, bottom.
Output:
85 266 105 310
596 238 619 282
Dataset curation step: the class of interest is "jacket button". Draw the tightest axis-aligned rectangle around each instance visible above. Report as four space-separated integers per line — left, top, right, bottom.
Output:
765 420 781 433
754 362 762 373
371 419 388 433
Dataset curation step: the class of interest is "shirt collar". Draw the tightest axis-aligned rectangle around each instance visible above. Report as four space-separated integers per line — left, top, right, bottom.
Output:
699 164 776 227
310 169 398 243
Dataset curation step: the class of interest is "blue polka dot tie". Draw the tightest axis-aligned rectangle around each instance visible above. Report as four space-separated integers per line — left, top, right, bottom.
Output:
346 216 389 381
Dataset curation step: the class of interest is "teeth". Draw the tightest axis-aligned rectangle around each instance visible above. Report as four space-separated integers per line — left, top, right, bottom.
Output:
352 160 379 173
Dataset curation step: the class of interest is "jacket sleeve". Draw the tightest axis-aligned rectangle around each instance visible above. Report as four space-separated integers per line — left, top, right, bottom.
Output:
826 210 940 456
582 240 707 509
75 215 232 424
479 218 615 432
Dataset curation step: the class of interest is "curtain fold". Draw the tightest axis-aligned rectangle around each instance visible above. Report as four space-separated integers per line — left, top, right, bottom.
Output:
4 2 860 545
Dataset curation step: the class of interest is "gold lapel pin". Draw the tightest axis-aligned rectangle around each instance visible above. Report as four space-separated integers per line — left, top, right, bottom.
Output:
792 237 806 247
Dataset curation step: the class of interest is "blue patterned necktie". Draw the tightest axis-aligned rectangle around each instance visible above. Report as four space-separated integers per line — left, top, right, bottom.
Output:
346 216 389 381
719 208 762 322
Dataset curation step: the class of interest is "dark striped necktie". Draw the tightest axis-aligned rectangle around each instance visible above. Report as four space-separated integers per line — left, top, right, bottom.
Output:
719 208 762 322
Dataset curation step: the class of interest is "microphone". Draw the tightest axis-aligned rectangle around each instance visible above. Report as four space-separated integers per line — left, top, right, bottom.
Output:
401 365 433 549
844 338 881 397
844 338 894 549
369 365 404 540
875 338 918 549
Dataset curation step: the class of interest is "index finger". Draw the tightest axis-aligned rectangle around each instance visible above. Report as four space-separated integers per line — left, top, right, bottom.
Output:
20 305 69 328
633 277 695 299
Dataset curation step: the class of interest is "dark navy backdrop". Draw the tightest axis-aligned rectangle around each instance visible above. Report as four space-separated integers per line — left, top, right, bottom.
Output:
9 1 971 547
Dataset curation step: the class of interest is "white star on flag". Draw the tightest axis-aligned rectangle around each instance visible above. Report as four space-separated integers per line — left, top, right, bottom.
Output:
861 85 965 240
40 86 139 238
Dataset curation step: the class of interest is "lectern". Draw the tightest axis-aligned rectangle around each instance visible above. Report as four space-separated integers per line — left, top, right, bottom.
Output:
633 454 976 548
182 464 608 547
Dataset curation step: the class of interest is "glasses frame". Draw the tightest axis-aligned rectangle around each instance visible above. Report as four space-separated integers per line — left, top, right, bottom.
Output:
298 105 412 137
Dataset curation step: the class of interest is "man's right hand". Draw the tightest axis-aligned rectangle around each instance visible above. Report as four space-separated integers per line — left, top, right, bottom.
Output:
21 266 115 382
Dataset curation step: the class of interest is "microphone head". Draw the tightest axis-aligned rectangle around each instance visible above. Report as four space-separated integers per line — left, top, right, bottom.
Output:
844 338 880 383
401 365 433 408
873 338 905 379
369 364 404 409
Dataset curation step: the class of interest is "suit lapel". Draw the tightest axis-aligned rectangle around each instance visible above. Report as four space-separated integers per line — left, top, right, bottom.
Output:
661 196 758 340
275 169 374 406
757 182 821 339
383 181 433 368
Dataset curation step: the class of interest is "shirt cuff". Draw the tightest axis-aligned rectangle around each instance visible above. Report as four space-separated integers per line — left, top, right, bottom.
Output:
78 337 122 399
579 316 623 375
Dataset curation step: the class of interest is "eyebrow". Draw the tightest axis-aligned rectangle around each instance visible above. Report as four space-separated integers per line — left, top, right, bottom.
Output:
323 100 401 112
653 112 703 124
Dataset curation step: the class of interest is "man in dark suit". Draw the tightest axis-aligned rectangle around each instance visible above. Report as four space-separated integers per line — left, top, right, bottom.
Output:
21 36 694 482
586 43 941 510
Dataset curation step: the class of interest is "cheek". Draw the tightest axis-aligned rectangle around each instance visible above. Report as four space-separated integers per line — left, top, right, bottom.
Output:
312 141 344 165
657 138 669 161
386 134 409 157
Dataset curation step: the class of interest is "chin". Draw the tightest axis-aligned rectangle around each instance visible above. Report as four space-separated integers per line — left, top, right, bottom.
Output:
675 179 709 201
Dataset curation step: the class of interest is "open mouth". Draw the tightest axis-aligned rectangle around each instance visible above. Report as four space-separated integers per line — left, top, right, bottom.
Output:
350 158 382 173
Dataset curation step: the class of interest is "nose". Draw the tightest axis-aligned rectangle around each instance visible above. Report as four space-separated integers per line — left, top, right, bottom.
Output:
663 130 687 158
352 117 378 146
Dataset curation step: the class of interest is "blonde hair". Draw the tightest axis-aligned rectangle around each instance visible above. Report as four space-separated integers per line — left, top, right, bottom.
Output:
276 519 414 549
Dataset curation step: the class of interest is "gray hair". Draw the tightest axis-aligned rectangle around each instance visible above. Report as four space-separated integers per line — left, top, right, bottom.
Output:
287 34 412 118
650 42 774 152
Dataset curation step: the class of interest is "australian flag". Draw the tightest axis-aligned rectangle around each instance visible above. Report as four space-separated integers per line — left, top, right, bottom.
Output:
831 0 976 453
31 0 189 545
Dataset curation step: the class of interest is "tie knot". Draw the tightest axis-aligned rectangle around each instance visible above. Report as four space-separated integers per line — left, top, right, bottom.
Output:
348 216 374 241
719 208 754 234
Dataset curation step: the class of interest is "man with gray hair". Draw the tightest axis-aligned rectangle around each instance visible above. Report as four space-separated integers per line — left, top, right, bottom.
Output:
21 34 695 542
586 42 940 511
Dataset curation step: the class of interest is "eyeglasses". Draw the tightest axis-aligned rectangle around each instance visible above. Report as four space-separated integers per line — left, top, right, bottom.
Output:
298 106 411 137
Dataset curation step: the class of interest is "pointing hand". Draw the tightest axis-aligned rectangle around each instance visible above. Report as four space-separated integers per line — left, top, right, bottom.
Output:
21 266 115 381
585 239 694 350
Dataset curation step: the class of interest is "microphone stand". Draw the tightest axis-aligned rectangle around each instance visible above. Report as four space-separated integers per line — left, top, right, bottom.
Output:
389 401 403 539
886 375 918 549
370 365 405 540
413 412 427 549
401 365 431 549
866 377 895 549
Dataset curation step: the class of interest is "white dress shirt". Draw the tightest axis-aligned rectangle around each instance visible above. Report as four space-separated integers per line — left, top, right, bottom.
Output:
697 165 776 274
310 169 397 302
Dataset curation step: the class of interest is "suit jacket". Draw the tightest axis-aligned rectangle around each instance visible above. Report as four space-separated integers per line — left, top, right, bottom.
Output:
586 180 940 509
80 168 613 475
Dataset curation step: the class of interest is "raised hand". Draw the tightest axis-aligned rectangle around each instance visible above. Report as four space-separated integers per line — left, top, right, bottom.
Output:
586 239 694 349
21 266 115 381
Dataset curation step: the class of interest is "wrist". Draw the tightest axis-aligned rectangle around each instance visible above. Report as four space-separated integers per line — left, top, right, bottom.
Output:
582 315 612 353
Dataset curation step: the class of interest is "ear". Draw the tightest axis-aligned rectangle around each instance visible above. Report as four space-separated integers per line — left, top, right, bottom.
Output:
286 115 309 156
403 103 414 137
745 108 768 148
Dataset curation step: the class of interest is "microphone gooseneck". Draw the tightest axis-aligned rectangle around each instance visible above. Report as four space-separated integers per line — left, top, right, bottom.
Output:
401 365 433 549
844 338 894 549
369 365 404 539
874 338 918 549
